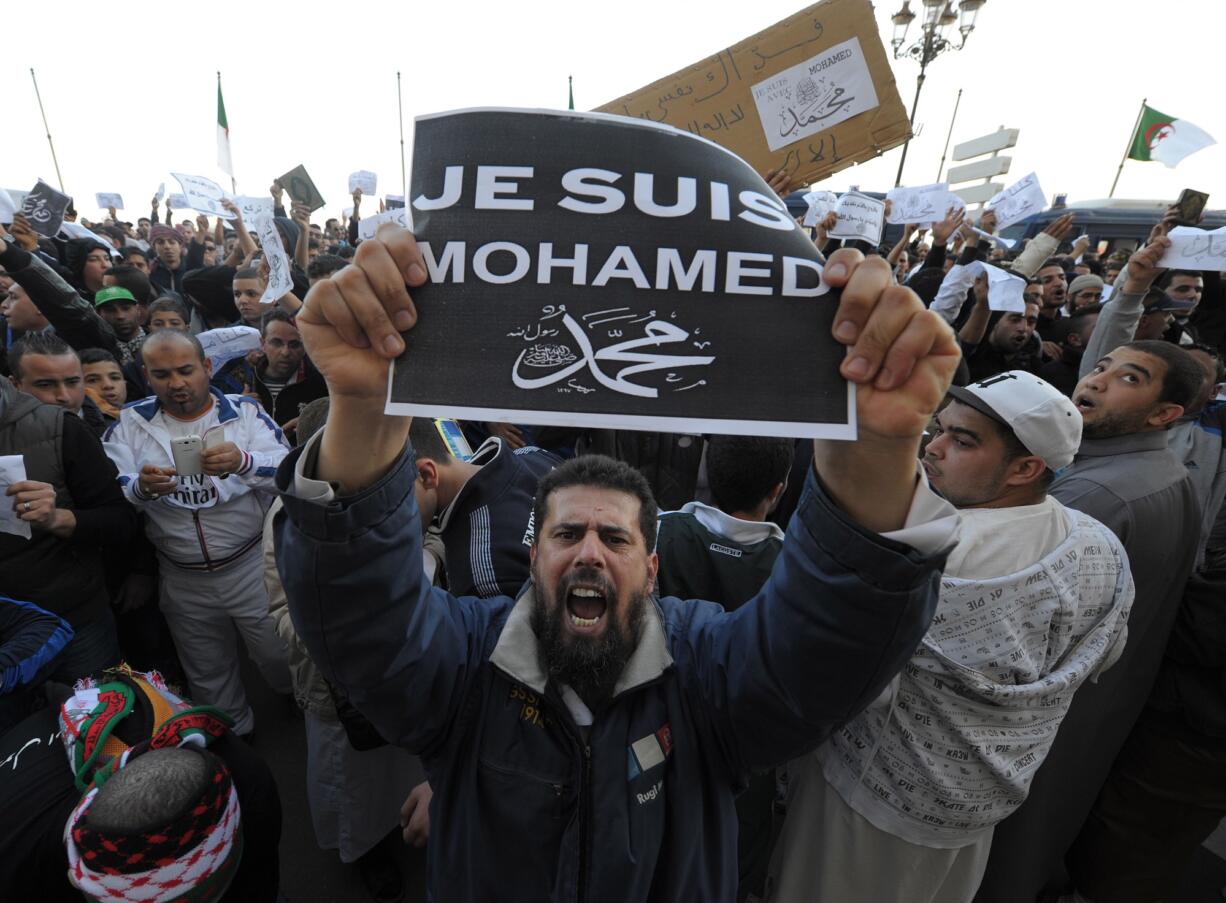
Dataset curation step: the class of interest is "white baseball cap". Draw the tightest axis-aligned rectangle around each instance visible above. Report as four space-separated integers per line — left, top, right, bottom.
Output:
946 371 1083 470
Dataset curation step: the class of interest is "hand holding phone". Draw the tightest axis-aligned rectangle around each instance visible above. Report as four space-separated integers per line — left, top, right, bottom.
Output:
169 435 205 476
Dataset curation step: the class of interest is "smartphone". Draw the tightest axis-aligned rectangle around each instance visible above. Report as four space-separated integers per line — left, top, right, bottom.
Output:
435 419 474 461
1175 189 1209 227
170 435 204 476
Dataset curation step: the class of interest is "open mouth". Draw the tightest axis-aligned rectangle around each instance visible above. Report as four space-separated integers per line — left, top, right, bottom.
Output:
921 460 940 479
565 585 608 633
1073 394 1096 413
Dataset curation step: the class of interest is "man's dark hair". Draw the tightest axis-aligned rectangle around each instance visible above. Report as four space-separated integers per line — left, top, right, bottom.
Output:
706 436 794 515
1188 343 1226 384
234 266 261 282
84 749 208 834
296 396 330 446
978 415 1056 490
79 347 119 367
9 332 77 380
260 307 296 335
307 254 348 280
142 328 206 364
1051 303 1102 345
408 417 455 463
533 455 659 549
1124 339 1204 410
102 264 153 305
120 246 148 264
99 225 126 246
1162 269 1203 285
147 296 191 322
338 245 356 260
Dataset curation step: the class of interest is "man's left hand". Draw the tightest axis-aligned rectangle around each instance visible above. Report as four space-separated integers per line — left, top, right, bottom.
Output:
201 441 243 476
6 480 60 531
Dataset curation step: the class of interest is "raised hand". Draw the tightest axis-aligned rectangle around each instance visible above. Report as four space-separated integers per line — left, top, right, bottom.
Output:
764 168 792 200
297 224 424 401
1122 234 1172 295
931 206 966 246
824 250 961 441
1042 212 1075 242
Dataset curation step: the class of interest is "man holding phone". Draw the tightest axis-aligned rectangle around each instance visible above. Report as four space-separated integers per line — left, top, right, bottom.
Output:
103 329 292 738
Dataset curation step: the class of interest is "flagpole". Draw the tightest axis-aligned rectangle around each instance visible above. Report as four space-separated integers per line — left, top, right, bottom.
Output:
935 88 962 182
1110 97 1146 199
29 69 65 191
397 71 407 201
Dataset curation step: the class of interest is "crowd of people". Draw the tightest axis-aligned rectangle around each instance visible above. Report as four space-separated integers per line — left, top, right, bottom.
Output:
0 161 1222 903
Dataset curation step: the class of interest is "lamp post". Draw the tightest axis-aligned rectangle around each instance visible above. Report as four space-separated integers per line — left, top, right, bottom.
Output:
891 0 985 186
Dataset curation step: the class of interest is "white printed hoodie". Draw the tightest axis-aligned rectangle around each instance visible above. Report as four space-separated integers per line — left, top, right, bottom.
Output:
818 503 1134 847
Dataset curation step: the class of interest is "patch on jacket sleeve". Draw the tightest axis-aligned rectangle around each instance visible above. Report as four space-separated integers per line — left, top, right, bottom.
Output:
626 723 672 779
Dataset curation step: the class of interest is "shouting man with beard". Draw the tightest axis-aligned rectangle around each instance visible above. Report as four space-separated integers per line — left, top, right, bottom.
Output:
273 226 964 903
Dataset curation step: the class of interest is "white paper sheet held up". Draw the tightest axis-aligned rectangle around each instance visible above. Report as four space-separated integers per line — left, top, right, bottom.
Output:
886 182 954 225
750 36 880 153
252 215 295 304
828 192 885 245
59 222 118 255
971 226 1016 249
167 193 189 210
987 172 1046 231
1157 225 1226 270
0 456 32 540
170 173 236 220
95 193 124 210
0 191 20 223
232 196 274 222
358 208 412 241
801 190 838 228
966 261 1027 312
197 326 262 371
348 171 378 196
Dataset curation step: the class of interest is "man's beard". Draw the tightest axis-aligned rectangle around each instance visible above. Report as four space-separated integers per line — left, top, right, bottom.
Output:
1081 408 1151 440
530 565 646 712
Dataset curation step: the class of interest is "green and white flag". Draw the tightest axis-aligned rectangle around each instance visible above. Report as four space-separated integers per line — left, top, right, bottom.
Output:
1128 104 1215 168
217 75 233 177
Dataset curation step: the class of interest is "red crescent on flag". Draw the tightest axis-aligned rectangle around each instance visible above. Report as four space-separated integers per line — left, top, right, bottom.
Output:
1145 120 1174 150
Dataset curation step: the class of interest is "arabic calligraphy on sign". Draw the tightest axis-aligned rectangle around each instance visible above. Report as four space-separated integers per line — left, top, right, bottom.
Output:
750 36 879 153
509 308 715 399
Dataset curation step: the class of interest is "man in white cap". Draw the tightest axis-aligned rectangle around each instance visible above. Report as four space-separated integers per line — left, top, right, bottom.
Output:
765 371 1136 903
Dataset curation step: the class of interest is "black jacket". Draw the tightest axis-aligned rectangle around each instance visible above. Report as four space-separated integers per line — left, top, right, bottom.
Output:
253 358 328 430
0 381 137 628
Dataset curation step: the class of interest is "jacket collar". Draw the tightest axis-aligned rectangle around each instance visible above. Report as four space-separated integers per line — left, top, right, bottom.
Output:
489 585 674 699
128 386 239 424
1076 429 1169 458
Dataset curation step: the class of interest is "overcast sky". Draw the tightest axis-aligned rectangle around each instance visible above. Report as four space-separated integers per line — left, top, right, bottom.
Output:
4 0 1223 224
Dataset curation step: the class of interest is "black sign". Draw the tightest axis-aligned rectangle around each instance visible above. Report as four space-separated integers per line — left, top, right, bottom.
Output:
21 179 71 238
387 109 853 439
278 164 326 212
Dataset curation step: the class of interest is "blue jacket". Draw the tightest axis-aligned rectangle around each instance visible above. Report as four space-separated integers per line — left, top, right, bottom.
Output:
275 443 947 903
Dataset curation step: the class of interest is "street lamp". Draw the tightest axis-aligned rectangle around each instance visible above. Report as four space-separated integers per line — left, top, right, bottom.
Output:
891 0 985 186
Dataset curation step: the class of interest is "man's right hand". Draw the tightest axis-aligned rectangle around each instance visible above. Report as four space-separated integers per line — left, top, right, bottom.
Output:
400 781 432 847
931 206 965 246
1122 234 1172 295
138 464 177 498
1042 212 1075 242
297 224 426 400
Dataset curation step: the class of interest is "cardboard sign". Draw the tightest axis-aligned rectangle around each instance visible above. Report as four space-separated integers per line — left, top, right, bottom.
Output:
387 108 854 440
348 170 378 196
170 173 236 220
21 179 72 238
987 172 1046 231
95 192 124 210
278 164 326 212
596 0 908 188
827 191 884 244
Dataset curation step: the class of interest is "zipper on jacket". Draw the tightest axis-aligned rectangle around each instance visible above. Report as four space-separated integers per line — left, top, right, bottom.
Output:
192 511 214 570
577 742 592 903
